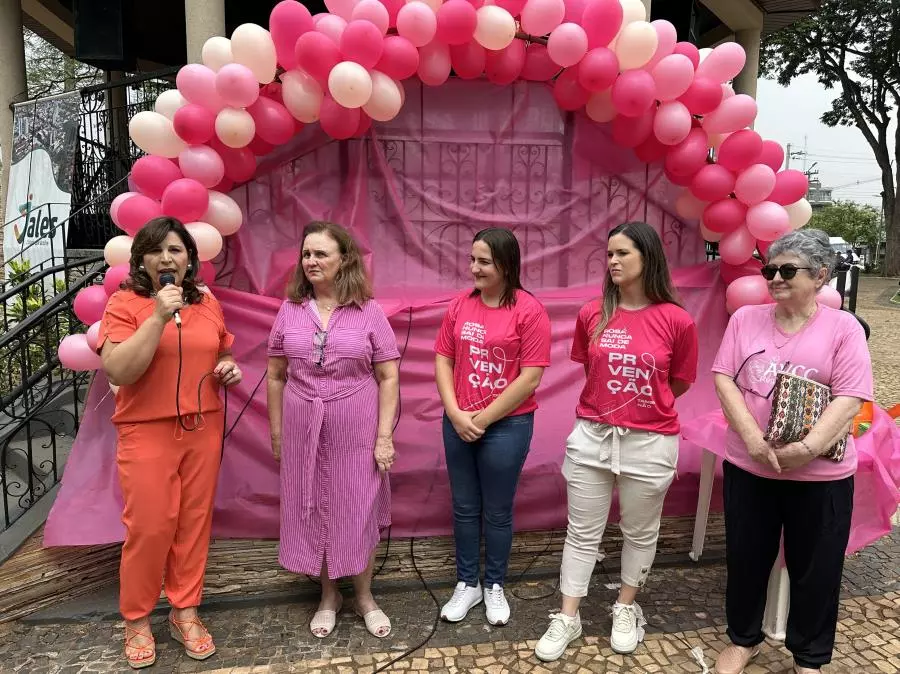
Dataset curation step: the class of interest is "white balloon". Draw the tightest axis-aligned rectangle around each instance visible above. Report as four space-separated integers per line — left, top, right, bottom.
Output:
586 90 616 123
785 198 813 230
154 89 188 120
128 111 187 158
202 36 234 72
328 61 374 109
203 191 244 236
619 0 646 25
185 222 224 261
474 6 516 51
231 23 278 84
215 108 256 148
614 20 658 70
363 71 403 122
281 69 324 123
104 235 133 266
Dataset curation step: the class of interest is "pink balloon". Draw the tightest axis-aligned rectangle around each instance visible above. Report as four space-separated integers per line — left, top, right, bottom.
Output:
247 135 276 158
494 0 527 14
215 64 261 109
436 0 478 45
757 238 772 259
520 0 566 36
612 107 654 148
317 14 349 44
679 76 722 115
172 104 217 145
665 166 694 187
295 32 342 83
396 2 437 47
247 96 296 144
325 0 359 20
702 94 758 135
817 285 843 310
690 163 736 202
199 260 217 285
718 225 756 266
768 169 809 205
203 190 244 236
665 128 710 177
85 321 102 350
117 194 164 235
577 47 618 91
653 100 691 145
634 134 668 163
734 163 776 206
103 263 131 295
645 20 677 70
381 0 406 25
270 0 315 70
675 189 707 219
672 41 700 69
696 41 747 83
354 110 373 137
522 43 560 81
717 129 763 172
725 274 770 313
703 197 747 234
418 41 452 86
651 54 694 101
110 192 137 227
553 68 591 111
746 201 790 241
352 0 391 34
130 156 183 201
757 140 785 172
483 39 525 85
377 35 420 79
74 285 110 325
212 176 235 193
176 64 225 112
211 140 257 183
720 257 763 285
341 19 384 68
185 222 224 261
563 0 587 22
178 146 225 189
450 41 487 79
58 334 102 371
320 95 361 139
161 178 210 223
582 0 622 49
547 22 588 68
611 69 656 117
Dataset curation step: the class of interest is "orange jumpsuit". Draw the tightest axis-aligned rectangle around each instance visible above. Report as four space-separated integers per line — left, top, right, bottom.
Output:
98 289 234 620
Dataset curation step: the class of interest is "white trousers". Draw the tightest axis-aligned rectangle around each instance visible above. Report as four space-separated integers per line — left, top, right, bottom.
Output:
559 419 678 596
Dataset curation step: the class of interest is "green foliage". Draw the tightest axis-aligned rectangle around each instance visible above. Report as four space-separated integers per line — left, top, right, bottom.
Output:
24 28 101 97
808 201 884 249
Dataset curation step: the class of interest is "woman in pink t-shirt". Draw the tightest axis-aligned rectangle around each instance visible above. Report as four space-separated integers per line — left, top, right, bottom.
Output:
711 229 873 674
535 221 698 662
434 227 551 627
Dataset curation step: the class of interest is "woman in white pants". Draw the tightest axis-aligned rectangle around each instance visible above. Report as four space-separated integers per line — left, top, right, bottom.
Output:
535 222 699 661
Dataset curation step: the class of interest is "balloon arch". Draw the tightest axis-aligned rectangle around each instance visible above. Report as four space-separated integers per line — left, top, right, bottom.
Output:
60 0 839 369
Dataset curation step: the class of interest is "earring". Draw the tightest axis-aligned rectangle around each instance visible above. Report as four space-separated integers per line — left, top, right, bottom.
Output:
139 265 145 270
187 264 192 270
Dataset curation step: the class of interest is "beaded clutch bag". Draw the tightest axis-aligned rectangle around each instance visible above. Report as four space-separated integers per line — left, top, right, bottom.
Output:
764 371 846 462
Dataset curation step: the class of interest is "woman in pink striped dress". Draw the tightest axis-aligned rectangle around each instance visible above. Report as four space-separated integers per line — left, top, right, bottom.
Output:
267 221 400 640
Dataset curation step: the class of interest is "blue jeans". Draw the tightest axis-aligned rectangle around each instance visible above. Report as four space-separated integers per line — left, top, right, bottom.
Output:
443 412 534 587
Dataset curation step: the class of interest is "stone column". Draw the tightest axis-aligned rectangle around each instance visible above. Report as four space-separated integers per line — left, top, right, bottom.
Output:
0 0 28 240
641 0 652 19
184 0 226 64
733 27 761 99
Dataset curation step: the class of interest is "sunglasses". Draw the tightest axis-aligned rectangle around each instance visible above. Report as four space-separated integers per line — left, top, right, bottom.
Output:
760 264 813 281
732 348 784 400
313 330 327 367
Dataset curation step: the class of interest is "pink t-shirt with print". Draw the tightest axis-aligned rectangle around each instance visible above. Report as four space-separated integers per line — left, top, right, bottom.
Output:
712 303 874 481
435 289 551 416
572 301 699 435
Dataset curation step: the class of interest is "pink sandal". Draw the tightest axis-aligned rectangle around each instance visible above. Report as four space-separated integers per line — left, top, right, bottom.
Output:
124 623 156 669
168 613 216 660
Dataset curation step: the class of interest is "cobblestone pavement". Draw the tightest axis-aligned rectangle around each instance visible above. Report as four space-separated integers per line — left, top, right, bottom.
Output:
1 529 897 674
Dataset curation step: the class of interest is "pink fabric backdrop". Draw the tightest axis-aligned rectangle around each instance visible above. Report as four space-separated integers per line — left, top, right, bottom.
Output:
45 81 899 551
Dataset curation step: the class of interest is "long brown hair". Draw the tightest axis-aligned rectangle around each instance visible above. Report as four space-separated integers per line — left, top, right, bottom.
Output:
286 221 373 305
469 227 525 308
592 221 682 341
123 216 205 306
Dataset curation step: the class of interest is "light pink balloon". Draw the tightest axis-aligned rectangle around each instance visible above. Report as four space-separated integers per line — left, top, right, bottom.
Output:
746 201 790 242
117 195 164 236
418 41 452 86
817 285 843 309
696 41 747 83
364 71 403 120
130 156 183 201
215 108 257 148
74 285 110 326
651 54 694 101
215 64 261 109
703 197 747 234
319 95 361 139
577 47 618 91
270 0 315 70
397 2 438 47
702 94 758 135
203 191 244 236
185 222 224 261
672 41 700 68
553 68 591 110
59 334 102 371
521 0 566 37
734 163 776 206
718 225 756 266
162 178 210 223
109 192 137 228
352 0 391 34
317 14 349 44
179 146 226 189
611 69 656 117
653 100 691 145
644 19 677 70
547 22 588 67
377 35 420 79
675 190 707 219
341 19 385 68
450 40 487 79
281 69 325 123
585 89 616 122
176 64 226 112
325 0 360 20
726 275 770 314
690 164 736 202
436 0 478 45
85 321 102 350
104 263 130 295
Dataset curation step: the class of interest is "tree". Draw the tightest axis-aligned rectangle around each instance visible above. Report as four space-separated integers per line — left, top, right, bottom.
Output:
24 28 101 97
809 200 884 250
760 0 900 276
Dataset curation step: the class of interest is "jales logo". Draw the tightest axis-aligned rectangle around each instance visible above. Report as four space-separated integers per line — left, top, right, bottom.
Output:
13 193 60 244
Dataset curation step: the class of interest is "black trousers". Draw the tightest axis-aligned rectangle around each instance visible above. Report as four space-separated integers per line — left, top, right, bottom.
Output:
723 461 854 669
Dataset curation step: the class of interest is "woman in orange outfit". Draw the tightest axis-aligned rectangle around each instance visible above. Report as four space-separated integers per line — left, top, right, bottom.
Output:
97 217 242 669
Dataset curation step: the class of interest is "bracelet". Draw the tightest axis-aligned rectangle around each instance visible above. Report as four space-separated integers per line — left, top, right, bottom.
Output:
800 440 817 457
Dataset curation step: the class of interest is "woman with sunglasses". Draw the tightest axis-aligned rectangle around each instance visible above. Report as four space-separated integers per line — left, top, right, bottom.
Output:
267 221 400 640
711 228 873 674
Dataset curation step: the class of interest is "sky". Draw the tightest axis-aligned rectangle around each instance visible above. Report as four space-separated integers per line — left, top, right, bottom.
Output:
754 74 891 213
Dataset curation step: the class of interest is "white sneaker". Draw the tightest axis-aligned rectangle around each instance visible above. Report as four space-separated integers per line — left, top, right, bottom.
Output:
483 584 510 625
440 581 482 622
535 612 582 662
610 601 646 654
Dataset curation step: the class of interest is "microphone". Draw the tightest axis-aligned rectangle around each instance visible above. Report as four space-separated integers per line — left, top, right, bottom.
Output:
159 273 182 326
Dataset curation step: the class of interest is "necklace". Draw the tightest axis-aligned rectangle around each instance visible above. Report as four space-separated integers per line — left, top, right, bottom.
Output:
771 305 817 349
316 299 337 311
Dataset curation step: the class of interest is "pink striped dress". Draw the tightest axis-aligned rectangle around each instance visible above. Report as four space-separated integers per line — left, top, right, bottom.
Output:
268 299 400 578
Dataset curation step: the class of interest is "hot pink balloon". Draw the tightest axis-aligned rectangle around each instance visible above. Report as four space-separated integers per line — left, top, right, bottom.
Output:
451 41 487 79
611 69 656 117
757 238 772 259
665 166 694 187
320 95 361 139
817 285 842 310
696 41 747 83
725 274 770 313
746 201 790 241
248 96 296 145
130 156 183 201
341 19 384 68
161 178 210 223
718 225 756 266
612 108 654 148
717 129 763 172
59 334 102 371
215 64 261 109
211 140 257 183
757 140 785 172
577 47 618 91
436 0 478 45
295 32 342 83
354 110 373 137
522 43 560 81
672 41 700 68
352 0 391 34
679 76 722 115
199 261 217 285
690 163 736 202
703 197 747 234
553 68 591 111
494 0 527 14
645 20 677 70
380 0 406 25
634 134 668 163
720 257 763 285
104 263 131 295
665 128 710 177
396 2 437 47
117 194 164 235
734 163 776 206
178 146 226 189
418 41 452 86
563 0 587 22
270 0 315 70
176 64 225 112
110 192 137 227
485 39 526 85
653 101 691 145
547 22 588 68
582 0 622 49
768 169 809 205
74 285 110 326
702 94 758 135
651 54 694 101
212 176 235 193
521 0 566 36
377 35 420 79
173 104 217 145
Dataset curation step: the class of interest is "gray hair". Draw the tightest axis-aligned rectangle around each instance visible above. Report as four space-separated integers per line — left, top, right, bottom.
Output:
766 228 836 280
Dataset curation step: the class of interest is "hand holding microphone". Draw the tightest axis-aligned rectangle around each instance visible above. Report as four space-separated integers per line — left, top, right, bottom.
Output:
155 273 184 326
